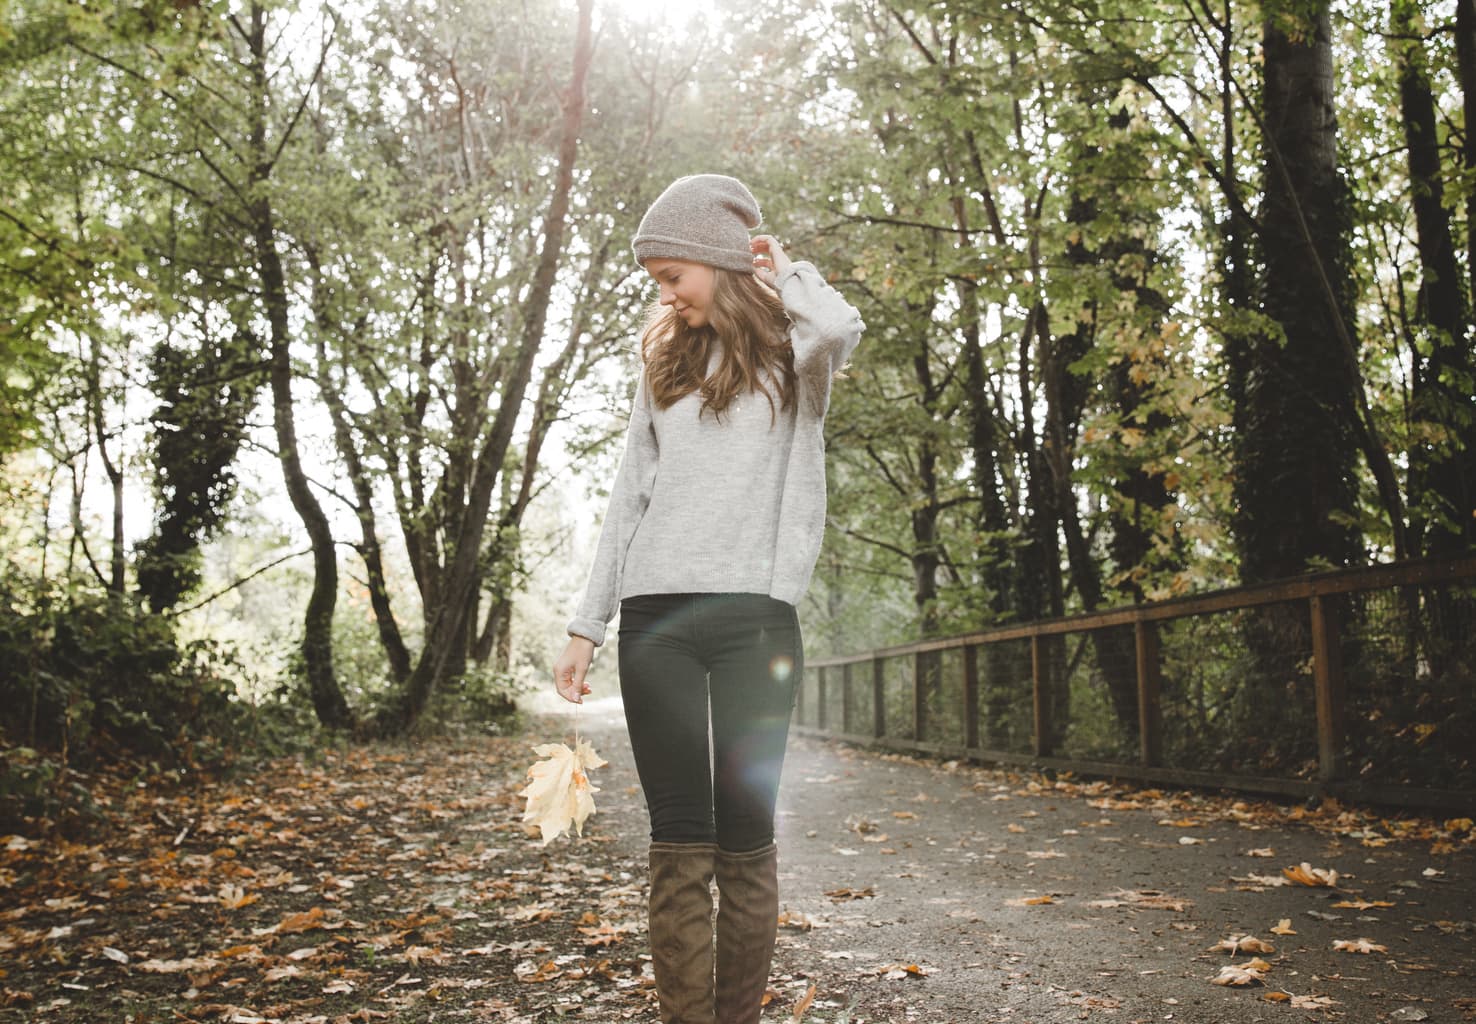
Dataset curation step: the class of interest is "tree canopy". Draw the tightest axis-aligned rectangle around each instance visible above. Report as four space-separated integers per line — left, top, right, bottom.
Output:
2 0 1471 754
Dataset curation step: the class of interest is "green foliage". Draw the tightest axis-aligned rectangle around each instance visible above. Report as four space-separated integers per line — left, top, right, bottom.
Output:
0 577 246 769
136 331 263 612
2 0 1473 785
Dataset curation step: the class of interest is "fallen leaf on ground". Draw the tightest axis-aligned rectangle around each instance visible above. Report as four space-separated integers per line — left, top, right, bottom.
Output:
1332 899 1393 910
218 883 259 910
275 906 326 934
137 957 219 973
1231 873 1292 889
874 963 934 978
1332 937 1388 953
1282 862 1339 887
1270 918 1296 935
824 887 875 902
1088 889 1191 912
576 919 635 947
1210 958 1271 986
515 959 563 983
1209 934 1275 955
792 982 817 1020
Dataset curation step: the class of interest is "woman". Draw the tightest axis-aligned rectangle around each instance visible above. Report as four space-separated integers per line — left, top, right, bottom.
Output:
552 173 863 1024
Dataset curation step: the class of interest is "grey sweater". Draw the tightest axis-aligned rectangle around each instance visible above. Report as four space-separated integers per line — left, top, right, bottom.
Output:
567 261 864 645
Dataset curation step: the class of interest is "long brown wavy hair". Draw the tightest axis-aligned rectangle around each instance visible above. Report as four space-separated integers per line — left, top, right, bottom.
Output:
641 268 796 421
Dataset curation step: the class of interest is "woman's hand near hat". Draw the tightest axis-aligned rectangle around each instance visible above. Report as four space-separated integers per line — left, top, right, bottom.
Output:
750 234 791 288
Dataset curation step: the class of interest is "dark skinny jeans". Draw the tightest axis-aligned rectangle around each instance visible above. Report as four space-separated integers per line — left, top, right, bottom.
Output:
617 593 803 853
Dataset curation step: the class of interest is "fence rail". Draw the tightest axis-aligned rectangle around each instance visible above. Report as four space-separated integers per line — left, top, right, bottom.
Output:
796 556 1476 812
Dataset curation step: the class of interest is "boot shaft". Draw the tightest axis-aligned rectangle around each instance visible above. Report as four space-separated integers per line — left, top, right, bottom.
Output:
715 843 779 1024
648 842 718 1024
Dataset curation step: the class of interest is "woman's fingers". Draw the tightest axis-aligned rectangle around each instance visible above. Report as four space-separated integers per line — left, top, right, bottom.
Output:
750 234 790 282
554 637 595 703
557 669 586 704
751 234 787 286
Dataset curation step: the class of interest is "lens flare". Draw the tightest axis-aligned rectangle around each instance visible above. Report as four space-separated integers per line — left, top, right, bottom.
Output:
770 655 794 682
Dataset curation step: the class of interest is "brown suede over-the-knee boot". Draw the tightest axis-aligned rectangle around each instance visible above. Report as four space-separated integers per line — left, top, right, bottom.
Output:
648 842 718 1024
714 843 779 1024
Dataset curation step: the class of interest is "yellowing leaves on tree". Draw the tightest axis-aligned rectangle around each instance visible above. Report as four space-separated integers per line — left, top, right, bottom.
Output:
519 739 607 845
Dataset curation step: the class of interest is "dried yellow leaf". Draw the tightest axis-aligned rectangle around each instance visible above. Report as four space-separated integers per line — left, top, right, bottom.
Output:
1332 937 1388 954
1210 961 1268 987
1270 918 1296 936
1281 862 1338 887
519 739 608 845
792 982 817 1021
1209 935 1275 955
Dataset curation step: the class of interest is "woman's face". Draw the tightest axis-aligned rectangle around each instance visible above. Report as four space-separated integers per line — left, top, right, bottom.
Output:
645 258 717 329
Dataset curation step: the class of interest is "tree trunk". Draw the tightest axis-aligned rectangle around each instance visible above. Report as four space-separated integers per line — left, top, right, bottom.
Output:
1234 1 1363 583
1398 0 1476 556
473 309 586 663
310 292 414 685
911 438 942 637
378 0 595 734
956 266 1025 748
87 344 126 596
247 3 351 729
1457 0 1476 307
1020 305 1069 750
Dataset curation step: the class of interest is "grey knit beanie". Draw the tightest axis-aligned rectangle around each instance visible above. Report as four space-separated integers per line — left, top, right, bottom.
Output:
632 174 761 274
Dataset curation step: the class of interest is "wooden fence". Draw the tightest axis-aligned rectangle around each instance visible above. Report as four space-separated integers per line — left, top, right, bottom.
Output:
795 556 1476 812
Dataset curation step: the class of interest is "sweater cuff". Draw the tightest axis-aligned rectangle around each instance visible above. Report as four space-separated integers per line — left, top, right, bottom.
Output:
773 260 813 292
567 617 607 647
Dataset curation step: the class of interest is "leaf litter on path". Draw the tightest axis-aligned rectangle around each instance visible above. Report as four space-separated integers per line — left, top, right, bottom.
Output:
0 737 649 1022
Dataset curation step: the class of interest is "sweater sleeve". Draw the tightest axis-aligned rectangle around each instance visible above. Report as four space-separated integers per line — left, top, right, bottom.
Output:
774 261 865 413
567 371 658 646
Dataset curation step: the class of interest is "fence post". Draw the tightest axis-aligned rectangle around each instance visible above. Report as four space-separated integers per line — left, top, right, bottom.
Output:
963 644 980 750
1031 634 1053 758
841 662 853 735
816 665 828 732
872 656 885 739
913 651 927 742
1135 620 1163 767
796 662 806 725
1310 594 1346 782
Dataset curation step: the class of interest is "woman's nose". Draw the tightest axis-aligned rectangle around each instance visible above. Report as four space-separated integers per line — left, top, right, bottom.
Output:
658 285 675 305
